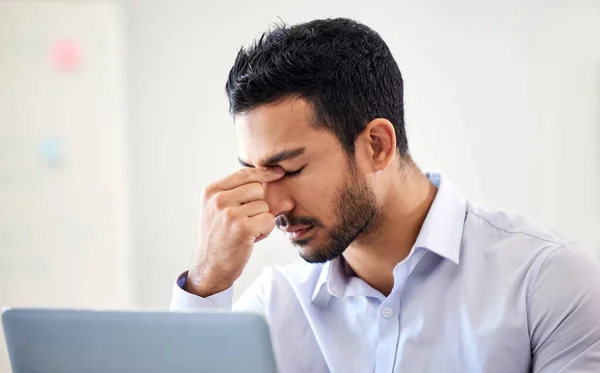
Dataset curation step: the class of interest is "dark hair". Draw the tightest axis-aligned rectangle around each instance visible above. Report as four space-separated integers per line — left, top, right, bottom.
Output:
225 18 408 158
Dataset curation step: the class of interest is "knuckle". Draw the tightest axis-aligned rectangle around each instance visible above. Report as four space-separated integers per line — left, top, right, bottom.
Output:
201 184 216 200
213 193 228 209
253 183 266 199
240 168 254 180
243 223 254 236
223 207 237 222
265 214 276 228
235 220 252 236
258 201 270 213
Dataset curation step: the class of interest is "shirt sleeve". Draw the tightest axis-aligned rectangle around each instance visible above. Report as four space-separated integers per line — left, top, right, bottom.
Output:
169 271 234 310
529 243 600 372
169 270 270 313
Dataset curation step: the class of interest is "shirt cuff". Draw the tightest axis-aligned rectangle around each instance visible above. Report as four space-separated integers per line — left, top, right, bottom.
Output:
170 271 234 310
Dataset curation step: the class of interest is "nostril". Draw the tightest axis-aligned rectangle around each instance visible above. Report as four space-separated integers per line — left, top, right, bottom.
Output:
276 215 289 229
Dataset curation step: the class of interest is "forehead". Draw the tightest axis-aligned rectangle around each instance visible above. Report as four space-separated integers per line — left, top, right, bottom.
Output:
235 98 332 164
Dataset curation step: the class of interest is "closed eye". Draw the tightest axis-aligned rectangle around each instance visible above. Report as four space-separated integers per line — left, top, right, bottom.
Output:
285 167 304 177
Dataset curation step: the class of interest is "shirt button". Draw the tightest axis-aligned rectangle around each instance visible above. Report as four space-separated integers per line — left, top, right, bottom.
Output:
382 307 394 318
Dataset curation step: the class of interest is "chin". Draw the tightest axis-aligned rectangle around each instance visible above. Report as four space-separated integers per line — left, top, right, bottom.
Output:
297 241 345 264
299 251 330 264
294 238 316 257
293 240 320 263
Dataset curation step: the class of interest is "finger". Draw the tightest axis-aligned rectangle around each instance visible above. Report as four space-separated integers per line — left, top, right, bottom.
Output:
247 212 276 240
215 167 284 191
236 200 270 217
221 182 264 205
254 232 270 243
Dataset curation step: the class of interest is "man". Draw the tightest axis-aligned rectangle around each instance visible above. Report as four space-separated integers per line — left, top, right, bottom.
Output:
171 18 600 372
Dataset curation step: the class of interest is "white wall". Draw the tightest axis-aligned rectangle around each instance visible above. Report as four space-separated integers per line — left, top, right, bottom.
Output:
123 0 600 308
0 1 131 371
0 0 131 308
1 1 597 371
541 1 600 255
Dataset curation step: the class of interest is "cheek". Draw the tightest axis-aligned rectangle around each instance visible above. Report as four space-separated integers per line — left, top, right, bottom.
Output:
285 172 342 220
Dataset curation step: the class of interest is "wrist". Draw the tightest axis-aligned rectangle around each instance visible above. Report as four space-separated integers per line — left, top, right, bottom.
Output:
185 267 233 298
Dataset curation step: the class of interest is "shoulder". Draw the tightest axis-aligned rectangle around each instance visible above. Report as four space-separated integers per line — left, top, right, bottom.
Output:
465 201 572 248
461 200 600 299
462 201 578 267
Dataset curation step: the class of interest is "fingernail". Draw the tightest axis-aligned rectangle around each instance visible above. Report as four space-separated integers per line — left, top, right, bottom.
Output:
271 166 284 175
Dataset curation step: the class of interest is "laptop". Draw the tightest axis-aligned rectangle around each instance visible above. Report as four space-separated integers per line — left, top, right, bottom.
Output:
2 308 278 373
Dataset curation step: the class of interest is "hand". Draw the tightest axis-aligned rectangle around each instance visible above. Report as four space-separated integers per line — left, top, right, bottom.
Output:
185 167 285 297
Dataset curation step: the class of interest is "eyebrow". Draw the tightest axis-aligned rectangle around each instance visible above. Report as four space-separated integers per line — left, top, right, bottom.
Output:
238 147 306 168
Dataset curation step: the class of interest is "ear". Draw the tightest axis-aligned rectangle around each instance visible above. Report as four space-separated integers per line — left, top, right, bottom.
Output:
357 118 397 172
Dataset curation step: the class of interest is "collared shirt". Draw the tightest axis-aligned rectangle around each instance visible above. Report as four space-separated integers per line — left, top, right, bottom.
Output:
171 172 600 373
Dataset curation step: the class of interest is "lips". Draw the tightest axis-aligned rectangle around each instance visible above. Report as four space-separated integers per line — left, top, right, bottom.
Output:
283 225 314 240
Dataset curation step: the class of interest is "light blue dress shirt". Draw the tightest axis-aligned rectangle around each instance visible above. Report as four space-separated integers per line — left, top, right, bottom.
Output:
171 172 600 372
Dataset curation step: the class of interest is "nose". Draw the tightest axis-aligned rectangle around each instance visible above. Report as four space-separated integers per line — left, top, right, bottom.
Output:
262 180 294 217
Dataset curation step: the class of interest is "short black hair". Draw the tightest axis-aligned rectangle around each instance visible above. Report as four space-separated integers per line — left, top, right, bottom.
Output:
225 18 408 158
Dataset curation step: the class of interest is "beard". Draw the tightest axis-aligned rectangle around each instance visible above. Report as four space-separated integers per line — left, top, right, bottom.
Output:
276 166 380 263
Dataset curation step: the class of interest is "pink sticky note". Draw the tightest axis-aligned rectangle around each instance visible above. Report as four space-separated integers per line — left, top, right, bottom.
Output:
51 40 82 71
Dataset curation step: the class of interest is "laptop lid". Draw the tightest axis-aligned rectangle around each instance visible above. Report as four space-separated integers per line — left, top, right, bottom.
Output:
2 308 278 373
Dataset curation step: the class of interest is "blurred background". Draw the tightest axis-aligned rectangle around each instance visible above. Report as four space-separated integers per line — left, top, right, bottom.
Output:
1 0 599 371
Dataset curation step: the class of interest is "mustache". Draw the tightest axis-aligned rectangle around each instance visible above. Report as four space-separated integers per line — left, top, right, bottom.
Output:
276 213 324 229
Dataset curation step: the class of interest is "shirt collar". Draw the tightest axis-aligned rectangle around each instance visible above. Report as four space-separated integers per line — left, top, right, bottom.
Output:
311 171 468 305
413 171 467 265
311 256 349 306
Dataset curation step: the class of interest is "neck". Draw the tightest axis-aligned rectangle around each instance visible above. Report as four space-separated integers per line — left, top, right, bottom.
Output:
342 165 437 296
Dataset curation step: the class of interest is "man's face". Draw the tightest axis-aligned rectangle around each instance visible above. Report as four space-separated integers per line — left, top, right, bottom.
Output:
236 98 379 263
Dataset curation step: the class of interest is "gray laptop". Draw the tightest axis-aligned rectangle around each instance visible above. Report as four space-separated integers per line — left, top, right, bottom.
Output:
2 308 278 373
